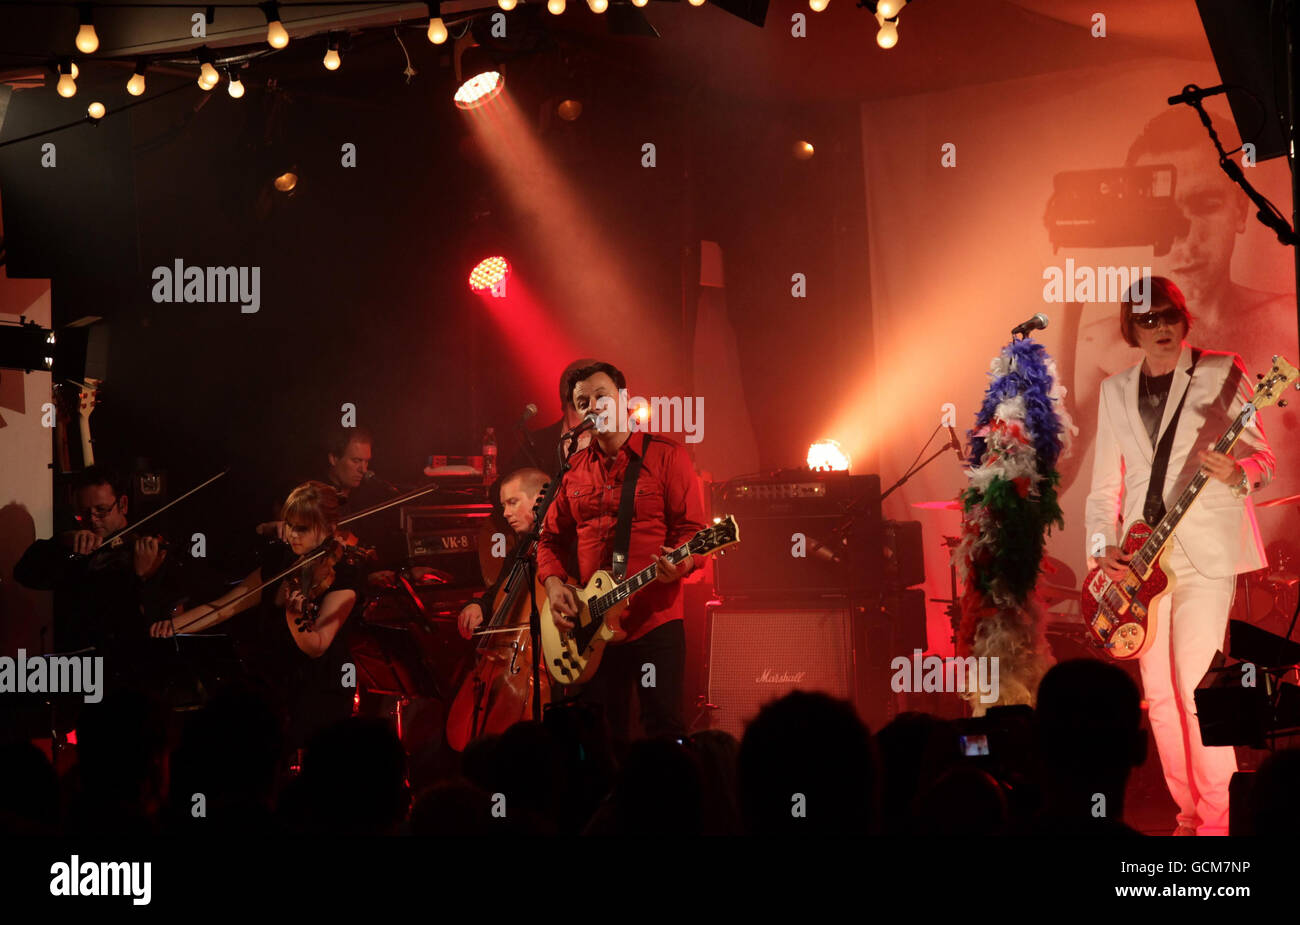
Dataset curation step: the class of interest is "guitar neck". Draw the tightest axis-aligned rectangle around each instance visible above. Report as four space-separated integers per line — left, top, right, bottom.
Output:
596 543 694 610
1131 414 1247 573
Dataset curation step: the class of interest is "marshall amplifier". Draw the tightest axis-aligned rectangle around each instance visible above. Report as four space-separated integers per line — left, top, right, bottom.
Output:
705 602 858 738
711 472 884 598
401 502 494 587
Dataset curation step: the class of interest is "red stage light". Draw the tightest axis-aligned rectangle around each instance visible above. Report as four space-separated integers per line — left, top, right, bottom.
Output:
454 71 504 110
469 256 511 295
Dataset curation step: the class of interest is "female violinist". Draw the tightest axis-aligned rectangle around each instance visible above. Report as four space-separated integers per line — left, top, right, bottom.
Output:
150 481 364 748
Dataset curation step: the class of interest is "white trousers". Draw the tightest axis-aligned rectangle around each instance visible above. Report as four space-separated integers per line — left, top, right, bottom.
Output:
1139 539 1238 835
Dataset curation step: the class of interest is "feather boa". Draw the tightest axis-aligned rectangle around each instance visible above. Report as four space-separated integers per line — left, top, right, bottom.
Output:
955 338 1075 715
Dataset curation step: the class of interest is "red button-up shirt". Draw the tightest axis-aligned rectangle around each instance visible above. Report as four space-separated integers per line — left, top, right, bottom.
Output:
537 432 707 642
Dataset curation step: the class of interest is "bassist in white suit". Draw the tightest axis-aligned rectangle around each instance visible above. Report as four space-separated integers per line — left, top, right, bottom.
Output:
1085 276 1275 836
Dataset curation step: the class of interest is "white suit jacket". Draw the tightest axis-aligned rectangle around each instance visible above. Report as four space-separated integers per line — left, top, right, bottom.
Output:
1084 344 1274 579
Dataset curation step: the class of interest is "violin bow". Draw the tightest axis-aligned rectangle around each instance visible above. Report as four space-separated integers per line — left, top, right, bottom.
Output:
172 480 441 631
85 468 229 557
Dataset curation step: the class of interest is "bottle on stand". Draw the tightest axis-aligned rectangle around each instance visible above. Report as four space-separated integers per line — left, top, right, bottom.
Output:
482 427 497 485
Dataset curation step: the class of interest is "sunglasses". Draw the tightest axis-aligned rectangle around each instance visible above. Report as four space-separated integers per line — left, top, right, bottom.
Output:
1130 307 1185 329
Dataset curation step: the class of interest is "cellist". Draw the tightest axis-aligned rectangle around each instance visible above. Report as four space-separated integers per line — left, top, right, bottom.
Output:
448 468 572 750
150 481 364 751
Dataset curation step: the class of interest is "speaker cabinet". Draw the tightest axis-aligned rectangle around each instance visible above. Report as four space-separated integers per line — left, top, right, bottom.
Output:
705 603 856 738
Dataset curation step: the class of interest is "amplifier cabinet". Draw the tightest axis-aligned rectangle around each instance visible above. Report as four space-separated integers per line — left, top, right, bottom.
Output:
712 473 884 597
401 502 495 587
705 602 857 738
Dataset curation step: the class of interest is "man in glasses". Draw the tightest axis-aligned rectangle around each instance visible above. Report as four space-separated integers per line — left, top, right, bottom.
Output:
1084 276 1276 836
14 465 172 680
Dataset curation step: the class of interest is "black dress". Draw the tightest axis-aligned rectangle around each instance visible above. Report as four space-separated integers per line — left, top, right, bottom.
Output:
249 542 364 751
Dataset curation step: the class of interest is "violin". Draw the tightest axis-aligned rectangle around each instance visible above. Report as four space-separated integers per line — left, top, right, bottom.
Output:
276 531 374 632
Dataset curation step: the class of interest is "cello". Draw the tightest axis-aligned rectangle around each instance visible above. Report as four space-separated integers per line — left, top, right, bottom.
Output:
445 531 551 752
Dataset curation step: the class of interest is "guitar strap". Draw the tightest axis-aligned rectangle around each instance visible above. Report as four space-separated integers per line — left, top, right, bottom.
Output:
611 434 649 581
1143 348 1201 525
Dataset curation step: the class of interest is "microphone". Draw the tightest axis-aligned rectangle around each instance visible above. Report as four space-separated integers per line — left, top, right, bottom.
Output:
565 412 602 437
947 425 964 463
364 470 401 493
1167 83 1226 106
1011 312 1049 338
516 403 538 430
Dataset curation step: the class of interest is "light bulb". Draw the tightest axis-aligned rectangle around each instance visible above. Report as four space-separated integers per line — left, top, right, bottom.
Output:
75 24 99 54
876 21 898 48
499 0 517 9
427 17 448 43
588 0 608 11
70 62 79 79
687 0 706 6
200 62 218 85
198 72 217 91
127 72 145 96
631 0 648 6
809 0 828 9
57 74 77 98
228 76 245 98
877 0 904 17
547 0 566 14
323 48 341 70
267 20 289 49
87 101 105 119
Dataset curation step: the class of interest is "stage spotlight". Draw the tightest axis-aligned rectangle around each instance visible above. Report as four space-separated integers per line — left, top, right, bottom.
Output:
793 140 814 159
455 70 504 110
0 320 56 373
548 0 566 14
807 438 850 472
75 5 99 54
262 2 290 49
876 12 899 48
127 60 146 96
274 170 298 192
56 61 77 98
557 99 583 120
427 2 448 43
469 256 511 295
228 69 245 98
323 36 341 70
588 0 609 11
87 101 105 119
877 0 906 16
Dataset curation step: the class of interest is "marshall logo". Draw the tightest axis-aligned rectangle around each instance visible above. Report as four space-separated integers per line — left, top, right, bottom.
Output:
755 669 807 683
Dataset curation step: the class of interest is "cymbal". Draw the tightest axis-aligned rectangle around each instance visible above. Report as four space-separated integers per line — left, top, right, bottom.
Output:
1255 493 1300 509
912 500 963 511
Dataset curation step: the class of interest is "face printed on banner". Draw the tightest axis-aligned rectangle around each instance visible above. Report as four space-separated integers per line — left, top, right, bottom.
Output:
1133 147 1247 310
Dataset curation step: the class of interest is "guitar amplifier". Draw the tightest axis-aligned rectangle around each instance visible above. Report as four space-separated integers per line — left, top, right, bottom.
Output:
705 602 858 738
401 502 494 587
711 472 884 598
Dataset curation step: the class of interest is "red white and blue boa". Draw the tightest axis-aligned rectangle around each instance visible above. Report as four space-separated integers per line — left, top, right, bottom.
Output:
955 337 1075 714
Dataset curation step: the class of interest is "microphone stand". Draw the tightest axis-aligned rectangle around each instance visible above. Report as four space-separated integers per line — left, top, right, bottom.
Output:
528 427 586 720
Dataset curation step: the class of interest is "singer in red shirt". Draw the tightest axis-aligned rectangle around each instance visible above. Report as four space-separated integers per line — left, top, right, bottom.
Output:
537 361 707 746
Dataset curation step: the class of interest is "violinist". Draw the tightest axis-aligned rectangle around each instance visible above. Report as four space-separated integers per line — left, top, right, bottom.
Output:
151 481 364 749
257 427 403 574
15 465 171 667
